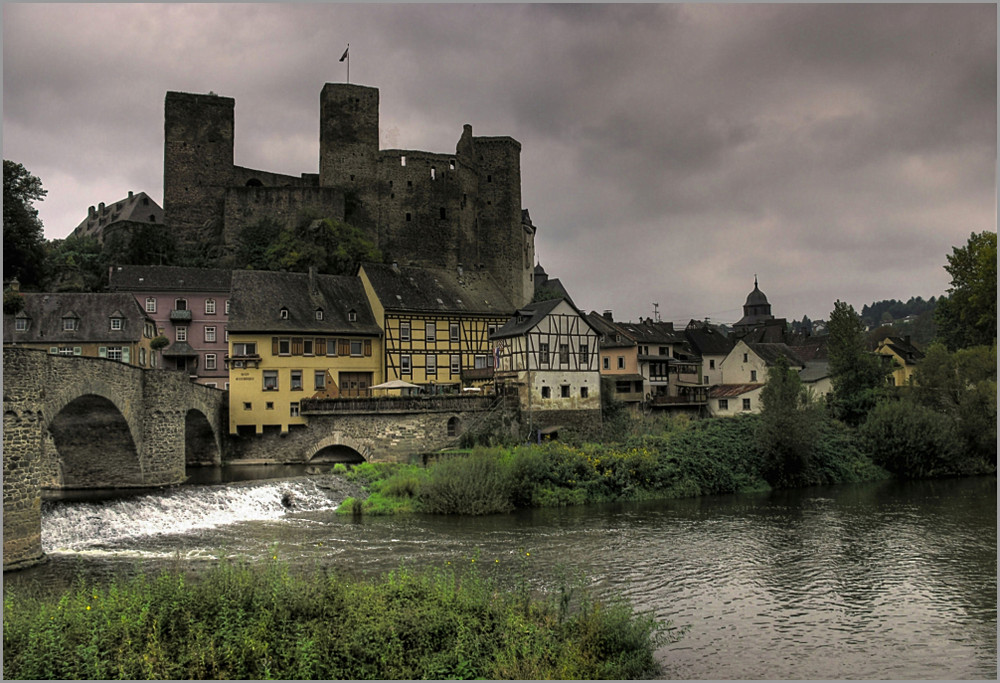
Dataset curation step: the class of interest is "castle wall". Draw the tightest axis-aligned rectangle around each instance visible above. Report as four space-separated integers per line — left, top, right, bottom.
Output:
221 186 347 245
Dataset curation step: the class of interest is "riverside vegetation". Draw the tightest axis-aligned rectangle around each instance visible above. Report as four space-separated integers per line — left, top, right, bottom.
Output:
3 556 671 680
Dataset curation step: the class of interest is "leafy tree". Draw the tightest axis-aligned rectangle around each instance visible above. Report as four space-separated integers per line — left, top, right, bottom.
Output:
44 234 106 292
858 399 961 478
827 300 890 425
3 160 48 289
233 217 382 275
756 354 820 486
232 218 284 270
102 223 177 268
531 284 566 303
935 231 997 350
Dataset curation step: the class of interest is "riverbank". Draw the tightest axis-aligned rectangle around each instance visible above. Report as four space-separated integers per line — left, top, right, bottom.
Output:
3 555 671 680
338 413 904 516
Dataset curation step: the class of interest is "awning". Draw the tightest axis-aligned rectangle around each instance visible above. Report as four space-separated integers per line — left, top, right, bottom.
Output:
161 341 198 357
371 379 420 390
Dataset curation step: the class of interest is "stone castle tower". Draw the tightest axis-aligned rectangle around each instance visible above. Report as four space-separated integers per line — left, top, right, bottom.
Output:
163 84 535 307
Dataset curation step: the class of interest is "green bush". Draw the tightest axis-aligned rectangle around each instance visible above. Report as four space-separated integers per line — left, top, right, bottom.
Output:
858 399 962 478
3 559 671 680
418 449 514 515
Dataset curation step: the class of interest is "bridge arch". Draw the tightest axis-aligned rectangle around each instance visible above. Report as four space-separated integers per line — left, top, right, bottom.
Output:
185 408 221 467
47 394 144 487
305 434 372 463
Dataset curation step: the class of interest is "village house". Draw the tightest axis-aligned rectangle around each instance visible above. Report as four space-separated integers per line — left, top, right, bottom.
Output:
684 319 734 387
492 298 602 435
585 311 644 410
711 340 807 416
70 191 164 243
108 265 232 387
358 262 513 393
874 335 925 386
226 269 383 436
3 288 156 368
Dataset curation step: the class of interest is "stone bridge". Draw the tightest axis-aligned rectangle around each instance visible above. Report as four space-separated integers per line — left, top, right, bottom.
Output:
3 347 227 570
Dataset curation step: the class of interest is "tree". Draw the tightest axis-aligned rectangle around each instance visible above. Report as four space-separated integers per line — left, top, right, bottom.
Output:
102 224 177 268
44 234 106 292
935 231 997 350
3 160 48 289
232 217 382 275
756 354 820 486
827 300 890 425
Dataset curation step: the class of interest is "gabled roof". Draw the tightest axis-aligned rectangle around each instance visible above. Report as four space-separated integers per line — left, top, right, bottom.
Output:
746 342 806 368
799 360 830 383
709 383 763 398
3 292 153 343
685 321 735 356
615 319 683 346
228 270 381 336
878 336 925 365
72 191 164 238
108 265 232 293
491 298 599 339
361 262 513 315
585 311 636 348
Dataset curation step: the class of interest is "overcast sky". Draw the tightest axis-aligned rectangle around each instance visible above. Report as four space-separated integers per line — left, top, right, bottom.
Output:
3 3 996 324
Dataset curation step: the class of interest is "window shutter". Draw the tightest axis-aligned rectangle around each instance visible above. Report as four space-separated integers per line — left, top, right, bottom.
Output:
122 347 131 364
74 347 82 356
339 339 350 356
316 338 326 355
98 347 107 358
292 338 304 355
49 347 58 354
272 337 279 355
364 339 372 357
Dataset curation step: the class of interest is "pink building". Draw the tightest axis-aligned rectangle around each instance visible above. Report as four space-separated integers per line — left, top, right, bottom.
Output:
108 265 232 387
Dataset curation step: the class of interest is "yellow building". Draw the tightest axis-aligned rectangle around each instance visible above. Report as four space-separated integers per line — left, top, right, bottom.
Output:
3 291 157 368
226 270 383 435
875 335 925 386
358 262 514 392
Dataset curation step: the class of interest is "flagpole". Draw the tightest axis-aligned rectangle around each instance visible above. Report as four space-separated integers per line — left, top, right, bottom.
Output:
339 43 350 83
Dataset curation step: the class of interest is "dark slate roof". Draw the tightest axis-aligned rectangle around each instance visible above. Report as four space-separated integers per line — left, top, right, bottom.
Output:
799 361 830 383
72 191 164 238
585 311 636 348
161 341 198 357
491 299 565 339
685 321 735 356
108 265 232 292
747 342 806 368
3 292 153 344
881 336 925 365
228 270 381 335
361 262 514 315
615 319 683 346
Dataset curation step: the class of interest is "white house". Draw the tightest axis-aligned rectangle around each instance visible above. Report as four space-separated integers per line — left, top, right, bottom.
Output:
710 340 808 416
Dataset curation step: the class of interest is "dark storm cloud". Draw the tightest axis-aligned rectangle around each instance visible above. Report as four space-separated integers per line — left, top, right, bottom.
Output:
3 3 994 323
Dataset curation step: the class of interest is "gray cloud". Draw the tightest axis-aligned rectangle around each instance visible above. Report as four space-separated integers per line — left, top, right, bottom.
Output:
3 3 994 323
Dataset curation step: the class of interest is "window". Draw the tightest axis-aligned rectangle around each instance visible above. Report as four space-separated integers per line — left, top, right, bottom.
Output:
400 354 412 375
175 298 187 311
280 308 289 320
315 370 326 390
580 386 589 398
205 299 216 314
400 155 406 166
278 338 291 355
538 343 550 365
233 342 256 356
439 207 446 220
350 340 363 357
751 370 758 382
290 402 301 418
488 325 497 336
541 386 551 399
603 357 609 370
62 317 77 331
315 308 324 321
243 402 252 410
561 385 570 398
447 417 460 437
14 318 27 331
430 167 436 180
559 344 570 365
291 370 303 391
263 370 278 391
205 382 217 388
425 322 436 342
743 353 749 363
58 347 74 356
579 344 588 365
406 212 412 222
474 355 487 369
145 297 156 313
617 356 625 369
205 326 216 342
327 338 338 356
348 310 357 322
225 300 230 315
176 326 187 342
450 354 460 374
205 353 217 370
742 398 751 411
709 359 716 370
303 339 314 356
139 348 147 366
106 346 123 362
426 354 437 375
719 399 729 411
450 323 460 342
400 321 411 342
266 402 274 410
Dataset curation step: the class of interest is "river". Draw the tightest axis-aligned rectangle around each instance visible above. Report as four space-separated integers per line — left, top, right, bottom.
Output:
5 472 996 679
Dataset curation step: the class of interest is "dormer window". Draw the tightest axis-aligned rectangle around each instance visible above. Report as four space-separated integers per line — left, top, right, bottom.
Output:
14 316 29 331
315 308 324 321
280 307 289 320
62 316 78 331
348 310 357 322
110 317 124 331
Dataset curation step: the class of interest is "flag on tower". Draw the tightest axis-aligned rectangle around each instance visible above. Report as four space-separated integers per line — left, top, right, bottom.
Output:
339 45 349 62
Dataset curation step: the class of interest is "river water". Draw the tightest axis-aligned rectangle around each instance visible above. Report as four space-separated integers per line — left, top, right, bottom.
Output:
6 473 996 679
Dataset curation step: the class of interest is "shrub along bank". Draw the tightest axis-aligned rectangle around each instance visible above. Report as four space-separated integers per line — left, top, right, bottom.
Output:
340 413 893 517
3 557 671 680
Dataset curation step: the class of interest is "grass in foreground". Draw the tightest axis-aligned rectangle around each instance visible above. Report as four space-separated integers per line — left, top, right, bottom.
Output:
3 556 672 680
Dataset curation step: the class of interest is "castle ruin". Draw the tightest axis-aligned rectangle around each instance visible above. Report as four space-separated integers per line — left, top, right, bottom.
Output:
163 83 536 307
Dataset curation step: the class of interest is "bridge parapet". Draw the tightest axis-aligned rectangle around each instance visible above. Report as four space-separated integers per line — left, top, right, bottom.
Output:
300 395 495 415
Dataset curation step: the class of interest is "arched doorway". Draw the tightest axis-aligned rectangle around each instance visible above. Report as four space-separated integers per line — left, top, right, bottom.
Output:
47 394 143 488
185 409 219 467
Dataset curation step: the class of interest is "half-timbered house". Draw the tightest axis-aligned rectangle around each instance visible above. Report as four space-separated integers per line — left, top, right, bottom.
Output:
492 298 602 433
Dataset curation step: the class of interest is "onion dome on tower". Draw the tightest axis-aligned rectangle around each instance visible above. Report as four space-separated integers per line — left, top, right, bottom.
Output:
734 276 774 333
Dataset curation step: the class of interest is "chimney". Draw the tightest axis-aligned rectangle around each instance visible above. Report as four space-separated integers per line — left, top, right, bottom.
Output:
128 190 133 199
603 310 613 321
99 202 105 212
89 206 96 218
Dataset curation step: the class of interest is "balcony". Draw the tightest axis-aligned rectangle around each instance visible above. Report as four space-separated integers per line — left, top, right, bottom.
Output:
170 309 193 322
462 367 494 381
224 354 262 369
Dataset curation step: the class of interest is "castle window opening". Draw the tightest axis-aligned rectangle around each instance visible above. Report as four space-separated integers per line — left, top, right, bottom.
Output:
439 207 447 220
487 174 492 183
430 167 436 180
391 193 395 199
401 155 406 166
449 159 456 170
407 180 412 187
245 178 263 187
350 175 355 181
406 212 412 222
